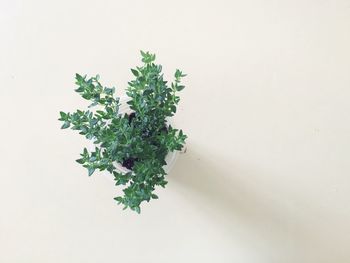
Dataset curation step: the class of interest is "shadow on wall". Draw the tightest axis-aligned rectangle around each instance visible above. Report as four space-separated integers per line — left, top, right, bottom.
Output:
169 142 349 262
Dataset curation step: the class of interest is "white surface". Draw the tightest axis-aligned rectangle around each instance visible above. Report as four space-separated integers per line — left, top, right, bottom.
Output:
1 0 350 262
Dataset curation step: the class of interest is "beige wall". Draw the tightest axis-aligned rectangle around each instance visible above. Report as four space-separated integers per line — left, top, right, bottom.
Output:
1 0 350 262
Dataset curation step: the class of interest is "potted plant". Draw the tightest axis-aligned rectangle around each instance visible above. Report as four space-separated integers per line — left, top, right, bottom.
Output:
59 51 187 213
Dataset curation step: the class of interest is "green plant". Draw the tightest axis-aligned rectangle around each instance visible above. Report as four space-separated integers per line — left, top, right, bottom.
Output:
59 51 187 213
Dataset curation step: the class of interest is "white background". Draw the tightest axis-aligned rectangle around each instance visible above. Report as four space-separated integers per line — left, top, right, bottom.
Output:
1 0 350 262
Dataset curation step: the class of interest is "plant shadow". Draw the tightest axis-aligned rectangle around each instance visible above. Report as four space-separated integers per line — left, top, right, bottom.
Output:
169 143 288 243
168 142 343 260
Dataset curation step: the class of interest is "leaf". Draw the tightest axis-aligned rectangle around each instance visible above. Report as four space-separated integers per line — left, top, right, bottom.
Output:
143 89 152 96
59 111 67 120
131 68 139 77
61 121 70 129
76 158 85 164
175 69 186 78
175 69 181 78
176 85 185 91
114 196 123 204
88 167 95 176
134 206 141 214
106 107 113 115
104 87 114 95
75 87 84 92
88 101 98 108
140 51 156 63
75 73 83 82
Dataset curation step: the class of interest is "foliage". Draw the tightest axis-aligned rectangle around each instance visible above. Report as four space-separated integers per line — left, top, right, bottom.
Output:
59 51 187 213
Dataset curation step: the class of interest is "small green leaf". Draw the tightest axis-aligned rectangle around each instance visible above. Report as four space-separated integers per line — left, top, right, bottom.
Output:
140 51 156 63
59 111 67 120
76 158 85 164
175 69 181 78
104 87 114 95
114 196 123 204
143 89 152 96
175 69 186 78
61 121 70 129
75 73 83 82
176 85 185 91
75 87 84 92
134 206 141 214
131 68 139 77
88 167 95 176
